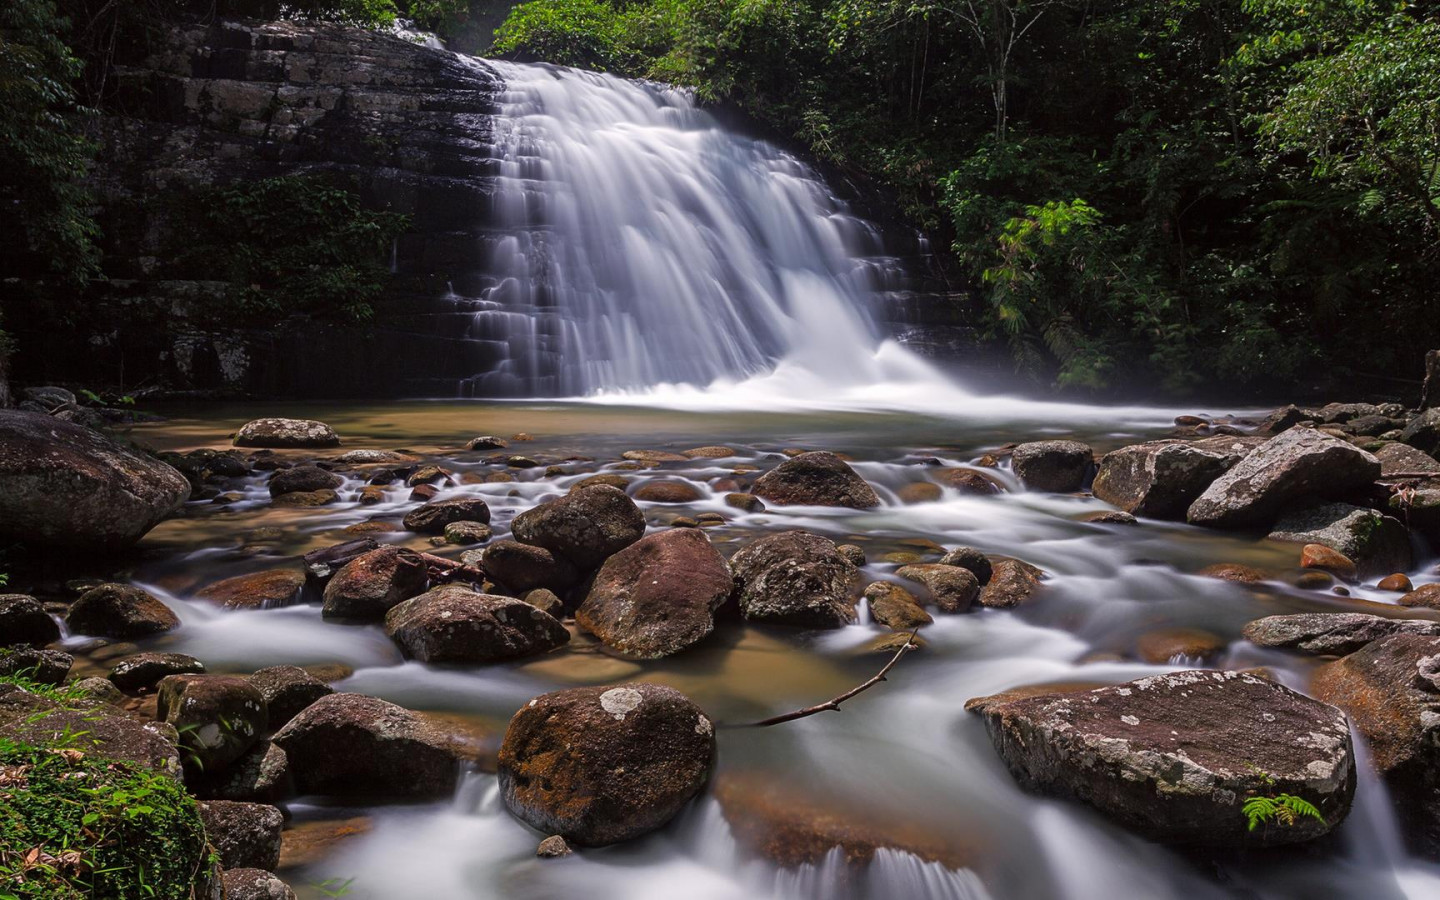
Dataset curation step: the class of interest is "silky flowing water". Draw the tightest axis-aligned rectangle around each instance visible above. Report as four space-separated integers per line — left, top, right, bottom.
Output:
103 400 1440 899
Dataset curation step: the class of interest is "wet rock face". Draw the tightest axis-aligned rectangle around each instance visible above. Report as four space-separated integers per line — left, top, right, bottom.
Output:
1268 502 1412 579
973 671 1355 847
577 528 732 658
510 485 646 570
498 683 715 846
321 546 428 619
383 585 570 664
0 410 190 551
271 693 480 800
1092 440 1235 519
67 583 180 639
1311 634 1440 854
234 418 340 449
752 451 880 509
1243 613 1440 657
729 530 860 627
1187 428 1381 528
1010 441 1094 493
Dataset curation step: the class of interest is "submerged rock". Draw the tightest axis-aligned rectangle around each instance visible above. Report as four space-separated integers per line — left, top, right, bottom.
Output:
1187 428 1380 528
1243 613 1440 657
1311 634 1440 853
971 670 1354 847
384 585 569 664
729 530 860 627
272 693 482 799
1092 440 1234 519
577 528 732 659
510 485 646 570
1010 441 1094 493
234 418 339 448
751 451 879 509
0 410 191 551
498 683 715 846
196 568 306 611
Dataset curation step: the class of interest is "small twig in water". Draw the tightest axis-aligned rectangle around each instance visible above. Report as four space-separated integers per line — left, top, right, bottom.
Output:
727 629 921 728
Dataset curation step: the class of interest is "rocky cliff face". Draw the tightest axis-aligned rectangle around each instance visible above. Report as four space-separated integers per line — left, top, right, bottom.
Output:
13 19 507 397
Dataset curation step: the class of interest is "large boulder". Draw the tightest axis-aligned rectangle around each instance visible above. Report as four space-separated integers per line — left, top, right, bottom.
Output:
195 569 305 611
1187 428 1380 528
480 540 580 593
1010 441 1094 493
1311 634 1440 854
1400 408 1440 456
157 675 268 773
233 418 339 448
576 528 733 659
403 496 492 534
751 451 879 509
247 666 333 729
271 693 481 799
321 546 428 619
510 485 646 570
1243 613 1440 657
0 410 191 551
67 583 180 638
1092 441 1235 519
0 648 72 684
1268 502 1412 578
198 800 284 871
729 531 860 627
1375 442 1440 476
384 585 569 664
498 683 715 846
970 671 1354 847
0 594 59 647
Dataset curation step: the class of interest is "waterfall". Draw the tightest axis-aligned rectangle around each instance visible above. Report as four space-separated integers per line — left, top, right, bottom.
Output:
457 60 915 398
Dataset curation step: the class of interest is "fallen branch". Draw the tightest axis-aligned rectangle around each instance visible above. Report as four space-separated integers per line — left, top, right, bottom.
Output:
417 552 486 585
728 629 921 728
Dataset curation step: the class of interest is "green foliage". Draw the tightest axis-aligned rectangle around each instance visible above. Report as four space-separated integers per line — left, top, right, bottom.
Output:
493 0 630 69
176 176 410 323
0 0 99 286
0 678 212 900
1243 793 1326 831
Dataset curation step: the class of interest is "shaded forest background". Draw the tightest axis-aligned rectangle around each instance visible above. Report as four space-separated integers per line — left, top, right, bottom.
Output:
3 0 1438 398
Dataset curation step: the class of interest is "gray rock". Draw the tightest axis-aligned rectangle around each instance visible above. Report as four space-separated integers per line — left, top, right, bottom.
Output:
247 666 333 728
577 528 732 659
729 531 860 627
1268 502 1412 579
536 835 573 858
200 740 292 803
1011 441 1094 493
109 652 206 692
384 585 569 664
0 683 181 776
221 869 296 900
0 648 72 684
157 675 268 773
938 547 991 584
268 465 342 497
234 418 339 448
510 485 645 570
970 670 1354 847
894 564 979 613
481 539 580 593
752 451 879 509
1187 428 1381 528
1092 440 1235 519
272 693 481 799
1401 408 1440 456
0 410 190 551
1243 613 1440 656
498 683 715 846
198 800 283 871
1375 441 1440 476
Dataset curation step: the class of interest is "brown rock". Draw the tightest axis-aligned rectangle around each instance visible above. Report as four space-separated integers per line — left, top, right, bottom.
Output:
683 446 735 459
1135 628 1226 664
321 546 428 619
403 496 492 534
622 449 688 463
384 585 569 664
724 492 765 512
895 564 980 613
1300 543 1358 582
268 465 342 498
0 594 59 647
632 480 704 503
1400 583 1440 609
863 582 932 630
198 800 283 871
979 559 1045 608
66 583 179 639
510 485 646 570
730 531 860 627
934 468 1003 495
577 529 732 659
481 539 580 593
196 569 305 611
897 482 943 504
1197 563 1268 584
752 451 879 509
1379 573 1415 592
1011 441 1094 493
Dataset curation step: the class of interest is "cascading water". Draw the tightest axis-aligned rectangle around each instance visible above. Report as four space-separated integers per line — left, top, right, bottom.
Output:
459 59 910 399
